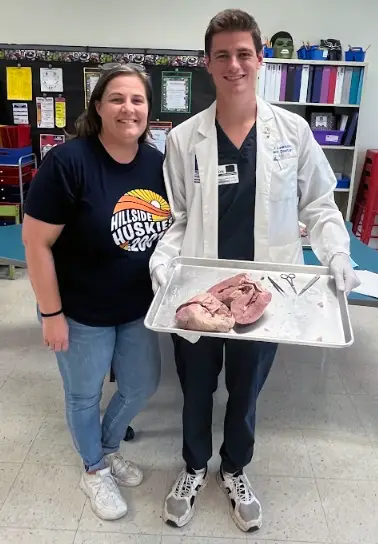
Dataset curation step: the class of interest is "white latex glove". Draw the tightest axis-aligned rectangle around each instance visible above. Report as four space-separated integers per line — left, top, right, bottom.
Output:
329 253 361 295
151 265 167 294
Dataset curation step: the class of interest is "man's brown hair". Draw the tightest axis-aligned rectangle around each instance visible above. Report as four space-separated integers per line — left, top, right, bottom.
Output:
204 9 263 57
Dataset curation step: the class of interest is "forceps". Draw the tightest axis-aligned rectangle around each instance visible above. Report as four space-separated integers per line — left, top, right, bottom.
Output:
280 273 297 294
268 276 286 295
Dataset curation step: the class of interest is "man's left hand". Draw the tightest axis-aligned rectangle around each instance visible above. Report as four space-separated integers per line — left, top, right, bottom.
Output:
329 253 361 295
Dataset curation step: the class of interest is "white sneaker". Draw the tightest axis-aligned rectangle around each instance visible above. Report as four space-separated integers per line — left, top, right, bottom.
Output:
164 467 208 528
105 452 143 487
79 467 127 521
217 468 262 532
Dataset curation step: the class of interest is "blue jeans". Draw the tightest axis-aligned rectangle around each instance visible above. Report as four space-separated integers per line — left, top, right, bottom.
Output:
50 315 161 472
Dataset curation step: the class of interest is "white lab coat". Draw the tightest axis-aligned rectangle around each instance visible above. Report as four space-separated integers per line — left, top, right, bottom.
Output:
150 97 350 276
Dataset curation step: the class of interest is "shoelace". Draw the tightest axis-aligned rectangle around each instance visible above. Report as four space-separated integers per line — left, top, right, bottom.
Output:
95 472 121 502
232 473 254 503
173 471 198 498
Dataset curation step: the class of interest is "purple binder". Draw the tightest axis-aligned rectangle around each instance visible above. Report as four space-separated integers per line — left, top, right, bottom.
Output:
320 67 331 103
280 65 287 101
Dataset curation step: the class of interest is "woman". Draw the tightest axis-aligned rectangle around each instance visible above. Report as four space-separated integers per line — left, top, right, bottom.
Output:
22 65 172 521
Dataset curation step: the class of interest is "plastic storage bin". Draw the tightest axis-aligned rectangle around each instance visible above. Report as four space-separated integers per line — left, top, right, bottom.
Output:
312 130 344 145
297 46 309 60
0 146 33 165
336 176 351 189
345 48 365 62
308 46 328 60
0 125 31 148
263 46 274 58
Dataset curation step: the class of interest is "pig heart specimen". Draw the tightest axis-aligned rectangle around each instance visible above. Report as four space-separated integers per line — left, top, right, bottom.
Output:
208 273 272 325
176 292 235 333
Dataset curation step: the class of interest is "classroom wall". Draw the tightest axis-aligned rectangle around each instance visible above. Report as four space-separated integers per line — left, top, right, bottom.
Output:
0 0 377 153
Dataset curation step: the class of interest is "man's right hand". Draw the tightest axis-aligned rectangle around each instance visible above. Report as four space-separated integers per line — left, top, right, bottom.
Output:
42 313 69 352
152 264 167 294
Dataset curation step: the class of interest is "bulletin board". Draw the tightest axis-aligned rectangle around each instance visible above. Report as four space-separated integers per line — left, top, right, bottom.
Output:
0 46 216 162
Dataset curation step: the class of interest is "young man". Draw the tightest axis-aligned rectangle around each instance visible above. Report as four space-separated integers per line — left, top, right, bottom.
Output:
151 9 360 533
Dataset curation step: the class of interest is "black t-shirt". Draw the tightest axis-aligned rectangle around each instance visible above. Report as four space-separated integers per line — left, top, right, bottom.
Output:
217 121 257 261
24 137 173 326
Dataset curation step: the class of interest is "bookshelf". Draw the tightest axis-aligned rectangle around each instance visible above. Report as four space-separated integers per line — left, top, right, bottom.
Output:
257 58 368 221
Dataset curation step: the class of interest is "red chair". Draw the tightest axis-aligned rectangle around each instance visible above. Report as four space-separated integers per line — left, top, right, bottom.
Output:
352 149 378 245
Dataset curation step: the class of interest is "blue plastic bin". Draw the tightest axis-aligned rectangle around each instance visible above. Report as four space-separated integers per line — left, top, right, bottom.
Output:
0 146 33 165
309 47 328 60
336 176 351 189
263 46 274 58
345 48 365 62
297 47 309 60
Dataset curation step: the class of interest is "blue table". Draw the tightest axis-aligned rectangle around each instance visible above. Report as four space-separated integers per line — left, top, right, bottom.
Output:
0 224 26 268
304 223 378 307
1 223 378 307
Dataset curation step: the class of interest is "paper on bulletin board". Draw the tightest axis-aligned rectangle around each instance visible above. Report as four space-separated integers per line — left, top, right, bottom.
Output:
161 72 192 113
12 103 29 125
40 67 63 92
6 67 32 101
84 67 101 108
40 134 65 159
36 97 54 128
55 97 66 128
149 121 172 154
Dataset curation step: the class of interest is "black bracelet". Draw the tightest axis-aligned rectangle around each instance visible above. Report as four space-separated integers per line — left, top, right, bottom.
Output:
40 309 63 318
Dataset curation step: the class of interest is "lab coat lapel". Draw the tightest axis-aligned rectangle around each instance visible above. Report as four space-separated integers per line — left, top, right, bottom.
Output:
255 97 277 261
195 102 218 258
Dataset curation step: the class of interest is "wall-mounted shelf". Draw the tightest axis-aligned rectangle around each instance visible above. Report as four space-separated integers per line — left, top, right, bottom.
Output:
271 101 360 108
321 145 355 150
262 58 367 68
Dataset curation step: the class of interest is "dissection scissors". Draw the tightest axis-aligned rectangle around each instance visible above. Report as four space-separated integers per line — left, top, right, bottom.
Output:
280 273 297 294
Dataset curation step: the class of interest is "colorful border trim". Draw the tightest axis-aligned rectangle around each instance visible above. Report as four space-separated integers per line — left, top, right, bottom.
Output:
0 48 206 67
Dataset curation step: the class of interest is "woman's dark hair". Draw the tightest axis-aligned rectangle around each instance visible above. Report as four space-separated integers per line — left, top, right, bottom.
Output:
73 64 152 142
204 9 263 57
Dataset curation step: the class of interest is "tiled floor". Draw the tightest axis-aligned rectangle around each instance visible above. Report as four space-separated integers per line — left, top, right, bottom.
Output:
1 267 378 543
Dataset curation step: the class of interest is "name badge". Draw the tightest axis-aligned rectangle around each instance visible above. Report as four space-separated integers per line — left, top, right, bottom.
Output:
218 164 239 185
273 143 294 161
194 156 200 183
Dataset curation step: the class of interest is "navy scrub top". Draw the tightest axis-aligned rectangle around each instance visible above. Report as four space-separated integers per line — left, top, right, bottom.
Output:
217 121 257 261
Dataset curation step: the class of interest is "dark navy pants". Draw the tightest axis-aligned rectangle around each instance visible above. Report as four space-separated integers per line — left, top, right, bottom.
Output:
172 335 278 473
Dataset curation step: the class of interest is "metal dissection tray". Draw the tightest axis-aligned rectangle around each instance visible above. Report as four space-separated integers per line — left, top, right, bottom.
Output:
144 257 354 348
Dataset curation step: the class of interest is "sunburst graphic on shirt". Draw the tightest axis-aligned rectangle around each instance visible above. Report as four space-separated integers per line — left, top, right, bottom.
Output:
111 189 172 252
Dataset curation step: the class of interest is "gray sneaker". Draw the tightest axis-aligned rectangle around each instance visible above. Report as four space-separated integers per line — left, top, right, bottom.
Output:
163 467 208 527
217 468 262 532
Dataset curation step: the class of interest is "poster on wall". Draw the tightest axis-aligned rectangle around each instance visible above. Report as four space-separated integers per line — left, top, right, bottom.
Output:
40 134 65 159
12 103 29 125
40 68 64 92
6 67 32 101
55 97 66 128
36 97 55 128
149 121 172 154
161 72 192 114
84 67 101 108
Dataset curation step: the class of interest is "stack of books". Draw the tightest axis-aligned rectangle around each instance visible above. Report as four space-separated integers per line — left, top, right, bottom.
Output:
257 63 364 105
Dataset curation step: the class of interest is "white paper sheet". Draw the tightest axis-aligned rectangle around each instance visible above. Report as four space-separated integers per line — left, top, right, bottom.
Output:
12 102 29 124
149 127 168 154
36 97 54 128
40 68 63 92
353 270 378 299
166 79 187 110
